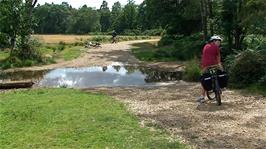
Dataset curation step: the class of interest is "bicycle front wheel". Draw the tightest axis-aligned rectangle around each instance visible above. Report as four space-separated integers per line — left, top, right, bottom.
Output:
215 90 222 106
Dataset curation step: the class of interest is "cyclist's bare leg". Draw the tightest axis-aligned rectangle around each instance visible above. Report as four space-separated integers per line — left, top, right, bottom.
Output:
201 85 206 97
197 67 207 103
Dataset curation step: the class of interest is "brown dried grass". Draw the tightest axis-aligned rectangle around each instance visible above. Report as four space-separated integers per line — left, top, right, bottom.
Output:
32 34 92 44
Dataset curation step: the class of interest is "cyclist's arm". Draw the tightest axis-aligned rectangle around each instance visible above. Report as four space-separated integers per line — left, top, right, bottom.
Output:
217 52 221 64
217 52 224 70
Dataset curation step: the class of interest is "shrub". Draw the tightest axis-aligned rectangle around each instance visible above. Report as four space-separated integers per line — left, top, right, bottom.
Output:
23 59 34 67
183 60 201 82
58 41 66 51
243 35 266 51
229 50 266 87
142 29 164 36
258 73 266 86
13 37 43 62
123 29 142 36
0 32 10 48
158 34 176 46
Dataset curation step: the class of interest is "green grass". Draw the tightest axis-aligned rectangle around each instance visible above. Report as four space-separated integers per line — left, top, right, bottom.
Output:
243 85 266 96
131 42 178 62
0 89 187 148
61 46 82 61
0 50 9 61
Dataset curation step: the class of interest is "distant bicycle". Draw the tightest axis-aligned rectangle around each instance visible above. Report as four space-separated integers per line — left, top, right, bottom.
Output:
85 42 101 48
201 65 228 106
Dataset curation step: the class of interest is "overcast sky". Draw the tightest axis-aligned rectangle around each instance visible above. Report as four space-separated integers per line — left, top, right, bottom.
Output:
37 0 144 9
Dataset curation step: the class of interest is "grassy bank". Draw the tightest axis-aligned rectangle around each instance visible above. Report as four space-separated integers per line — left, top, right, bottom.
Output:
0 89 186 148
0 44 83 69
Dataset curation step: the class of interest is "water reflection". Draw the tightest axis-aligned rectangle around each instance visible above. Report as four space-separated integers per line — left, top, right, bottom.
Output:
0 65 183 88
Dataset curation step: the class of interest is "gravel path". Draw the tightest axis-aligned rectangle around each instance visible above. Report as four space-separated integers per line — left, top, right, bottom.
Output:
83 83 266 149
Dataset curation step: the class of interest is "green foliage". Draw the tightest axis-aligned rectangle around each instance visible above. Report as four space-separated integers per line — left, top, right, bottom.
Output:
158 34 177 46
99 1 111 32
0 89 187 148
0 33 10 48
142 29 164 36
34 3 101 34
12 37 43 61
158 33 204 61
0 56 38 69
221 0 266 51
243 35 266 51
183 60 201 82
132 42 178 62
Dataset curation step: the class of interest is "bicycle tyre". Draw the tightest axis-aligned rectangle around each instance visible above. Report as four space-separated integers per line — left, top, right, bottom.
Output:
215 90 222 106
206 91 215 100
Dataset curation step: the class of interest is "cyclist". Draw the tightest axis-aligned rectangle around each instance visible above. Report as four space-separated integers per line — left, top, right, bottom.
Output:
197 35 223 103
112 30 117 43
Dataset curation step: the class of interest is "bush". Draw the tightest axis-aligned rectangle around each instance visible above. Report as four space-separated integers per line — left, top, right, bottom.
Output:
23 59 34 67
158 34 176 46
243 35 266 51
123 29 142 36
0 32 10 48
13 37 43 62
183 60 201 82
229 50 266 87
258 73 266 86
58 41 66 51
142 29 164 36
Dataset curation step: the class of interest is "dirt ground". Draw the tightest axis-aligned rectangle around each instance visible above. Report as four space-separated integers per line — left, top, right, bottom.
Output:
4 39 266 148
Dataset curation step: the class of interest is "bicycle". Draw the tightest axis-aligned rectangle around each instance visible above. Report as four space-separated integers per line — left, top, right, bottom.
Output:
202 65 227 106
85 42 101 48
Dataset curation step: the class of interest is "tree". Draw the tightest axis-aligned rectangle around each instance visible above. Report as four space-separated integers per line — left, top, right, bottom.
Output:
99 1 111 32
34 2 72 34
68 5 101 34
120 0 138 30
0 0 23 49
221 0 266 51
110 1 122 31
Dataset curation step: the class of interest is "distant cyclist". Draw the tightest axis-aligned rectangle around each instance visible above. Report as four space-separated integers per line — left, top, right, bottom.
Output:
112 30 117 43
197 35 223 103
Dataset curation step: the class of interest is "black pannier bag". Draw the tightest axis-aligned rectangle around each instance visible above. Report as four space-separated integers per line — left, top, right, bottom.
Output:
201 72 212 91
217 70 228 88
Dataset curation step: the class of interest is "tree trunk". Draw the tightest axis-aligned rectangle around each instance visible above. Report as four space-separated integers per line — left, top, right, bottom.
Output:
208 0 214 35
0 80 34 89
234 0 244 50
200 0 208 41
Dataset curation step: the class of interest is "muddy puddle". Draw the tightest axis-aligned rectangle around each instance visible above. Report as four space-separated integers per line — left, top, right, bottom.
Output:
0 65 183 88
